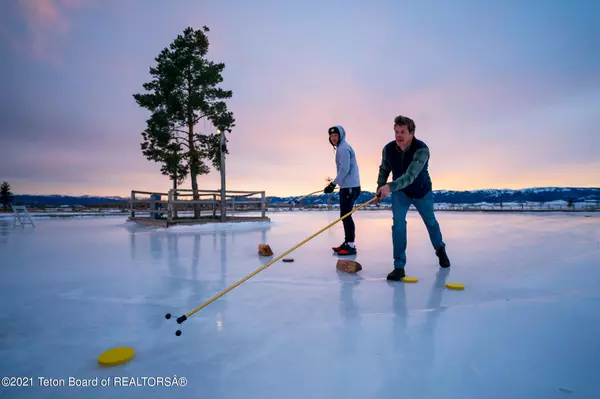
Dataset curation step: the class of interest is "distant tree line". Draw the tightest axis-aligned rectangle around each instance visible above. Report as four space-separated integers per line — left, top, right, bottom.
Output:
1 181 14 210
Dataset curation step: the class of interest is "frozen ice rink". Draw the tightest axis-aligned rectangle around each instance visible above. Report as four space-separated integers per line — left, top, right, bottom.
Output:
1 210 599 398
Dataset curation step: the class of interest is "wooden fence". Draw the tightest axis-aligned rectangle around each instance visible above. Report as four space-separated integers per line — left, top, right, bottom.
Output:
129 188 268 226
433 202 600 212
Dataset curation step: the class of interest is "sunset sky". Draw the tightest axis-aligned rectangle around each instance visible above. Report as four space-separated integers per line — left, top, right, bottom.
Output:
1 0 599 198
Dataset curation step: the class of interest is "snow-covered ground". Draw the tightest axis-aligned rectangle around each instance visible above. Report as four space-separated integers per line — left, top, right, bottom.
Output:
1 211 599 398
272 201 599 212
434 200 598 211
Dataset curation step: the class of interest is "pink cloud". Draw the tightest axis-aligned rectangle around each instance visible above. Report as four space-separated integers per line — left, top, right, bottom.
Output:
3 0 95 63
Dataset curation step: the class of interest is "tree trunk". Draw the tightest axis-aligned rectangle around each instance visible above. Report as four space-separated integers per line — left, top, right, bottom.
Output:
188 127 200 219
187 71 200 219
172 176 179 219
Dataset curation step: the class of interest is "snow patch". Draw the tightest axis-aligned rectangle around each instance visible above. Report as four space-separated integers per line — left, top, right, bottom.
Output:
163 220 273 232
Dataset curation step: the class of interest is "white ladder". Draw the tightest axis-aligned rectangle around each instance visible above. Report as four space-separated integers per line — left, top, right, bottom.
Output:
13 205 35 228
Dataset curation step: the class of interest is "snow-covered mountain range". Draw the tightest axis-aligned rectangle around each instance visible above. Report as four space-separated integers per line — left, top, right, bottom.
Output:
269 187 600 205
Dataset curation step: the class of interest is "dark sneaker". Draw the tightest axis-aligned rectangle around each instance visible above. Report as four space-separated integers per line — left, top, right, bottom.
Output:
338 243 357 256
436 246 451 268
332 242 347 252
387 268 406 281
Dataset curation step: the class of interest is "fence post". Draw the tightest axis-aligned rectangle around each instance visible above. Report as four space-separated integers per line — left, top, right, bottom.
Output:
261 191 266 218
213 194 217 218
130 191 135 218
167 190 173 223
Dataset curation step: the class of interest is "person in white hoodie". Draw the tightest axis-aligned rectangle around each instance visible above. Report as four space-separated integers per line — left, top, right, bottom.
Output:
324 125 361 256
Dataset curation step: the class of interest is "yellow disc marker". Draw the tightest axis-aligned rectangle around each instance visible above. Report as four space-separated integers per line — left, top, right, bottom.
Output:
402 276 419 283
98 347 135 367
446 282 464 290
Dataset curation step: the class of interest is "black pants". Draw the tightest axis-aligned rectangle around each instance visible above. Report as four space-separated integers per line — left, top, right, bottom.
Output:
340 186 361 243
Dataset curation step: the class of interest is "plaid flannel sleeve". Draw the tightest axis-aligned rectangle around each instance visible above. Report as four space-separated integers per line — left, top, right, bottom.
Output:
376 148 391 189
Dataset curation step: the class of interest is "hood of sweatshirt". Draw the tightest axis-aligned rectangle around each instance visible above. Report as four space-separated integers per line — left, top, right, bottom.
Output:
328 125 346 147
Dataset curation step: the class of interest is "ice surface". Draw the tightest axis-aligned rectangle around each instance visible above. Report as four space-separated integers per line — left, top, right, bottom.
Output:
1 210 600 398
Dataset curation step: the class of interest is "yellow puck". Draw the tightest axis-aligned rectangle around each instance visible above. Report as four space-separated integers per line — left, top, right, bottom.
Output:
446 282 464 290
98 346 135 367
402 276 418 283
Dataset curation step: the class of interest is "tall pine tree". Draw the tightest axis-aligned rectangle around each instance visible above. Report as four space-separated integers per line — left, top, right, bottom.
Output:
140 110 188 189
133 26 235 218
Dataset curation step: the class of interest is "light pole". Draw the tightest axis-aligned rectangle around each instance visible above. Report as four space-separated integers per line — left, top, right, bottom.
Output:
218 129 226 222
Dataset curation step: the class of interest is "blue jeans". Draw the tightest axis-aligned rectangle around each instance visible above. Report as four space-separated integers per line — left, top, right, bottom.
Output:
391 190 445 269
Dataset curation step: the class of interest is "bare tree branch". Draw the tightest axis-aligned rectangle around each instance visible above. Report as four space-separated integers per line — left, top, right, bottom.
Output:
171 136 191 149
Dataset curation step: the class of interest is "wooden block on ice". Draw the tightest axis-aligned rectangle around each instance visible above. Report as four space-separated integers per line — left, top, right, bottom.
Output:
336 259 362 274
258 244 273 256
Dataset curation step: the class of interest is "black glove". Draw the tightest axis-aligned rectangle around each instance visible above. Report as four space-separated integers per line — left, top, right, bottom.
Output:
324 183 335 194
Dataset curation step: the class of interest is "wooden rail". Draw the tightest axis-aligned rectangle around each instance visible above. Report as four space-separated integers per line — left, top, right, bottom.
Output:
432 202 600 212
128 188 268 226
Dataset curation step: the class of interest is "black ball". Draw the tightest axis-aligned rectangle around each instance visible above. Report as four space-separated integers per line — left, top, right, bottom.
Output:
175 330 182 336
165 313 171 319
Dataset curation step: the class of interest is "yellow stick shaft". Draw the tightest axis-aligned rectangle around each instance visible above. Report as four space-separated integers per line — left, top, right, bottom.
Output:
184 194 379 319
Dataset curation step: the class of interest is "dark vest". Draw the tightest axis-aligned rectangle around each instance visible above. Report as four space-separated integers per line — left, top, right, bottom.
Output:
384 138 432 198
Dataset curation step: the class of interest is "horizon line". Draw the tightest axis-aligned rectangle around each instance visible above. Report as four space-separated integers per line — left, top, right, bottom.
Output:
10 185 600 198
